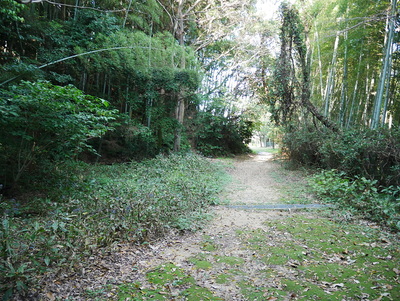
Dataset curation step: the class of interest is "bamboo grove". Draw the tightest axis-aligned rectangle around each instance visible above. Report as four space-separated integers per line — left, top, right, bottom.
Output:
307 0 399 129
265 0 400 188
1 0 400 189
266 0 399 130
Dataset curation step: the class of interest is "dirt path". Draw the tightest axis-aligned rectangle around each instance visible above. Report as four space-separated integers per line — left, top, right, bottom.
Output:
41 153 399 300
221 152 284 205
110 152 314 300
41 152 301 299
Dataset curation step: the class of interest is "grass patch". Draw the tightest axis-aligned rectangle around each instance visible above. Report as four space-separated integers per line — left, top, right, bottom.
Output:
250 147 280 154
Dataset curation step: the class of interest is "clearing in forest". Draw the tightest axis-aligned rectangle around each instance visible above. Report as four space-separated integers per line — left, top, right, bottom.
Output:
43 152 399 301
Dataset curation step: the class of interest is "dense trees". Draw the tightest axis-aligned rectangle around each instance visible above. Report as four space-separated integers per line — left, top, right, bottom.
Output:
264 0 399 130
305 0 399 129
0 81 119 188
1 1 399 297
3 0 398 188
0 0 266 191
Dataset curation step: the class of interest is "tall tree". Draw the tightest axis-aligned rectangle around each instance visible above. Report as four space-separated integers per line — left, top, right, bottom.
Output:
305 0 398 129
371 0 398 129
268 2 338 131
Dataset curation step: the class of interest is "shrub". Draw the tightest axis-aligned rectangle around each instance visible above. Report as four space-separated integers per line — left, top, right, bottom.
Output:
194 111 253 157
310 169 400 231
0 80 119 190
283 127 400 187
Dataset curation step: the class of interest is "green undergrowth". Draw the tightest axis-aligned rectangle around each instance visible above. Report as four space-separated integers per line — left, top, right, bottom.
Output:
0 153 229 299
310 169 400 231
238 215 400 300
116 263 223 300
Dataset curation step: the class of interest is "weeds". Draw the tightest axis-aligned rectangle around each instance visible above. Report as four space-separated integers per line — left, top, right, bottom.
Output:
309 169 400 231
0 153 228 299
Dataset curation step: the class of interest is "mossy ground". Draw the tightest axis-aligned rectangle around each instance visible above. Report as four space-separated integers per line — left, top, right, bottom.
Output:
237 215 399 300
112 214 399 300
105 155 399 300
116 263 222 301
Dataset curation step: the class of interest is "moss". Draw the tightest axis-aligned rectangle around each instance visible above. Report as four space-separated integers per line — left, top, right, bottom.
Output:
118 215 399 301
117 282 166 300
201 235 219 251
215 255 244 266
239 216 400 300
188 254 213 269
146 263 195 286
181 285 223 300
238 281 269 300
215 273 231 284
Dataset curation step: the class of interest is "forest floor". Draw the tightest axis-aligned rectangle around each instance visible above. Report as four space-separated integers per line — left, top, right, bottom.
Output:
40 152 399 301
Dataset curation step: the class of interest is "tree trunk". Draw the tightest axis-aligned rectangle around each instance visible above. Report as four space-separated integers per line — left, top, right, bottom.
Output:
324 32 340 117
371 0 397 129
346 45 364 128
339 30 349 127
173 0 186 152
314 23 325 99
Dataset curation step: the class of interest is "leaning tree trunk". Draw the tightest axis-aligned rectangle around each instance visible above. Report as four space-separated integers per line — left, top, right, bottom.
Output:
275 3 339 132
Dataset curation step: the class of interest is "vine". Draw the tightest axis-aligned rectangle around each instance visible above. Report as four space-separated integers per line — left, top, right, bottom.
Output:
270 3 338 132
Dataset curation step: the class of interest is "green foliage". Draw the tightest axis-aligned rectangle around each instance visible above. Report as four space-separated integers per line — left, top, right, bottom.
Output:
283 125 400 230
194 112 253 157
283 126 400 187
0 153 227 298
310 169 400 231
0 80 119 189
0 0 24 22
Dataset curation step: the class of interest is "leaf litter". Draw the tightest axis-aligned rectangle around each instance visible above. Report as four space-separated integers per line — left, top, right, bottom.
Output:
30 153 399 300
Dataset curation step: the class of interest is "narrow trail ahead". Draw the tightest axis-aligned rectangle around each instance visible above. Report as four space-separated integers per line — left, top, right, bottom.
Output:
42 153 399 300
43 152 313 299
126 152 319 300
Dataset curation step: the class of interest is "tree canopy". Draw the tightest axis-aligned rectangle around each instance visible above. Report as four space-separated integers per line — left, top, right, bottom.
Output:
1 0 399 187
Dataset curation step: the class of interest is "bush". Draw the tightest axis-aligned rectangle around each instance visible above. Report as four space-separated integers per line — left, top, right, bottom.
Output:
310 169 400 231
194 111 253 157
283 127 400 187
0 80 119 190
